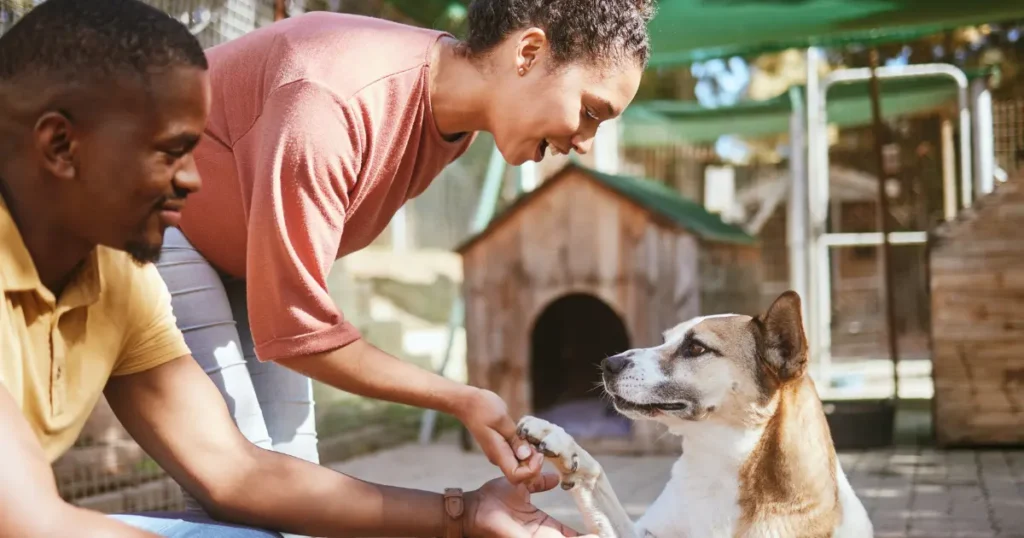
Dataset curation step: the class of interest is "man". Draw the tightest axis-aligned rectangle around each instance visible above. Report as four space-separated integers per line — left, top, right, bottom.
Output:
0 1 582 537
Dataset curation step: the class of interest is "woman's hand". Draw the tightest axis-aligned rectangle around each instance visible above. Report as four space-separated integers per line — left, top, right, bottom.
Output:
465 474 593 538
457 388 543 484
282 342 541 483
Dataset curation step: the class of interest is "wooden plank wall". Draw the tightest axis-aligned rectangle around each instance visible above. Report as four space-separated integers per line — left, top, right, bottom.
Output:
930 178 1024 446
462 170 700 453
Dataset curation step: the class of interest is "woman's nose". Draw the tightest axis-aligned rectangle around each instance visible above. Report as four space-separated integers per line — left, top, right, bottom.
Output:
572 134 593 155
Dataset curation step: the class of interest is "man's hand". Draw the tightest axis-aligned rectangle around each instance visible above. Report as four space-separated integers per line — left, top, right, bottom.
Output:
466 474 592 538
107 355 558 538
457 388 543 484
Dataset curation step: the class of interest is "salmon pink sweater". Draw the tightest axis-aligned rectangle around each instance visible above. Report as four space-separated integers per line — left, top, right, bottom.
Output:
178 12 474 361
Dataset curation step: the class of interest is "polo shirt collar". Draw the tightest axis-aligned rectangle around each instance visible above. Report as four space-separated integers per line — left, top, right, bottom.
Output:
0 193 103 310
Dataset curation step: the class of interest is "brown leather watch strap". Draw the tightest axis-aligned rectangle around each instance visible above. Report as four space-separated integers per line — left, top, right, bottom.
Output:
443 487 465 538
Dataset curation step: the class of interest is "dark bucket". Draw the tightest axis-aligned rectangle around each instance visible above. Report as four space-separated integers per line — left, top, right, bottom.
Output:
822 398 896 450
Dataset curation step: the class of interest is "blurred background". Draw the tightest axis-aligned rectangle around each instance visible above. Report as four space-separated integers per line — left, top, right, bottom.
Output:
3 1 1024 532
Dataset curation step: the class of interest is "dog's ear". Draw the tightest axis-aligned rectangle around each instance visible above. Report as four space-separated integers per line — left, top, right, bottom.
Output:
758 291 808 381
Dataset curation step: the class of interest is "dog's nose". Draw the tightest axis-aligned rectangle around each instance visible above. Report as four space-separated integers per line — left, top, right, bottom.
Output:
602 353 633 375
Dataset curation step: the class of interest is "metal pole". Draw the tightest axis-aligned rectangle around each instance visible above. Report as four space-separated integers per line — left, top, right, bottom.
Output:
787 87 809 327
867 49 901 401
594 118 621 174
391 208 408 251
941 118 957 220
971 78 995 196
805 46 826 387
518 161 539 195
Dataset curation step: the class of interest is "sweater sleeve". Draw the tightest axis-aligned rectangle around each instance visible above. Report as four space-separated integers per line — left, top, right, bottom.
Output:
232 80 363 362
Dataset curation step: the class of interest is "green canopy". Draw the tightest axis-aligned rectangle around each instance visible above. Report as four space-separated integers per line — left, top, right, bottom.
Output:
648 0 1024 66
621 69 990 146
382 0 1024 66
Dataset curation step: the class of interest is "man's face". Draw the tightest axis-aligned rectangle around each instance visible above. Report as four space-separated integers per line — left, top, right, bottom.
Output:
58 66 211 263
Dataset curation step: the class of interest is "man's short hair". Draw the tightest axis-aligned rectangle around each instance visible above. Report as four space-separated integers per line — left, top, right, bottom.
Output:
0 0 207 84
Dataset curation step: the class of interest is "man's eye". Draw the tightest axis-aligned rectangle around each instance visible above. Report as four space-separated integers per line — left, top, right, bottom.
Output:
163 149 186 159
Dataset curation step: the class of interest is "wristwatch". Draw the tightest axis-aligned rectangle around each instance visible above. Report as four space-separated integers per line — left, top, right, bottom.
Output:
443 487 465 538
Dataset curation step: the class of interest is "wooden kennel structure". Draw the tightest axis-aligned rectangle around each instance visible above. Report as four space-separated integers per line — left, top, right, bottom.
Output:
930 175 1024 447
456 163 762 454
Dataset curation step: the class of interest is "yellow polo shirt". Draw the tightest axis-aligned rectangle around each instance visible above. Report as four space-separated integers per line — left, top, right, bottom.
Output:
0 197 191 462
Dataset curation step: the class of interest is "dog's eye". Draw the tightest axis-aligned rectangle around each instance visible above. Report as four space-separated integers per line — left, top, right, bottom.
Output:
683 342 707 358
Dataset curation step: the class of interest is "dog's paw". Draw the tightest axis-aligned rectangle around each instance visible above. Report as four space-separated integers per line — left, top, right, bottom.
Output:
516 416 600 491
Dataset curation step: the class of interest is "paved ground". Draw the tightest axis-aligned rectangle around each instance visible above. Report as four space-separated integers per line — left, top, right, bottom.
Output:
331 434 1024 538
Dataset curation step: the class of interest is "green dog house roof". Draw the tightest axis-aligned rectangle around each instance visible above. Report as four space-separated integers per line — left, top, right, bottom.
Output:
455 163 756 254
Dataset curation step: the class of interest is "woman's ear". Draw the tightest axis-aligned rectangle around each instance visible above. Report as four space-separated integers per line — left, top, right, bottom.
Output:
515 27 547 76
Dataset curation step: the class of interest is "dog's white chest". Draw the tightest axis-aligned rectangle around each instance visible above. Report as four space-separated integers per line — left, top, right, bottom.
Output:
637 458 743 538
638 457 873 538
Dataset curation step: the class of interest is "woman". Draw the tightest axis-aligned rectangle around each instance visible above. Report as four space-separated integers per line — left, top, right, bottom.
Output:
157 0 652 505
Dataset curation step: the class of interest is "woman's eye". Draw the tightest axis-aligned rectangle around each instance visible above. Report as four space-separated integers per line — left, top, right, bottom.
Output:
584 108 599 121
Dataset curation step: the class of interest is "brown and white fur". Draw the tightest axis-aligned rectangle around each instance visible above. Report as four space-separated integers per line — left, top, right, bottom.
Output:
516 291 872 538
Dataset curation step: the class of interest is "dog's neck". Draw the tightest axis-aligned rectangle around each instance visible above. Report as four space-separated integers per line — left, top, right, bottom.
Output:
739 377 838 493
671 421 764 474
668 377 839 514
738 376 842 531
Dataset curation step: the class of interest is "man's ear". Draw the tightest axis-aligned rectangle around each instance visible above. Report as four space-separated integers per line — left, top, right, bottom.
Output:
34 111 76 181
759 290 808 381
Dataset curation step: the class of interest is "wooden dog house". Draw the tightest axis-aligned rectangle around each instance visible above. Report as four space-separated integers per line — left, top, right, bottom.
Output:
456 163 762 454
930 175 1024 447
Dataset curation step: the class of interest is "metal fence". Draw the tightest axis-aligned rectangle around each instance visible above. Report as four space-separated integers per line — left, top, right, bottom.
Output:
51 398 185 512
994 98 1024 179
1 0 275 47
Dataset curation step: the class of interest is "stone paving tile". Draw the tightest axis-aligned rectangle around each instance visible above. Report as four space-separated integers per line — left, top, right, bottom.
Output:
330 436 1024 537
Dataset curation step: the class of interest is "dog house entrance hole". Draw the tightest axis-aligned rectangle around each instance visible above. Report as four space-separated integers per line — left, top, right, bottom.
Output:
531 293 632 438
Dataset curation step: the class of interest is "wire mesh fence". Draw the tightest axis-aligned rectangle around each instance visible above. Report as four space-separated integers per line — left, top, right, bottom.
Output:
994 98 1024 179
0 0 276 47
49 397 186 512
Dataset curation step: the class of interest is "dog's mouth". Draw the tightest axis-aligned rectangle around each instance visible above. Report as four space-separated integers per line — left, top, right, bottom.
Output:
610 395 692 414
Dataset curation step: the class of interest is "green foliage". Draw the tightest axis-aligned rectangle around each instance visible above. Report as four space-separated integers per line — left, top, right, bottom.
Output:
381 0 469 35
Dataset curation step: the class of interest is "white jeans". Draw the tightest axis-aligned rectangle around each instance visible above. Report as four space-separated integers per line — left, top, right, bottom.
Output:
156 228 320 512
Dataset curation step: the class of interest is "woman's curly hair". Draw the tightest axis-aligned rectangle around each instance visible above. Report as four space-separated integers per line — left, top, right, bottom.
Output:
464 0 656 69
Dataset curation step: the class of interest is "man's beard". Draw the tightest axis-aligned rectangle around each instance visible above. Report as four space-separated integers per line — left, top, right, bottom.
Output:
125 201 174 265
125 238 162 265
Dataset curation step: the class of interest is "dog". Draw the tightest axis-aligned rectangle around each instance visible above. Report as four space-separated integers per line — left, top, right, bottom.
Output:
516 291 873 538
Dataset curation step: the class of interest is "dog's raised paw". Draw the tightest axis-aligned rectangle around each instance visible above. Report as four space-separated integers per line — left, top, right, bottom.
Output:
516 416 598 490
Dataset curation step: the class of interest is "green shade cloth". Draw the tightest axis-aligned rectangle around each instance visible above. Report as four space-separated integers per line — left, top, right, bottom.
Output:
622 69 990 145
648 0 1024 66
456 163 756 253
381 0 1024 66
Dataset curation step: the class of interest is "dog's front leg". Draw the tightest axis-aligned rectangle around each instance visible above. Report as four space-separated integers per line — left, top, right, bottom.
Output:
517 417 638 538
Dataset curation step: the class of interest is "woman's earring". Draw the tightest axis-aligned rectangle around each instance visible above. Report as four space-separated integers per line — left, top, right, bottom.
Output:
518 66 526 76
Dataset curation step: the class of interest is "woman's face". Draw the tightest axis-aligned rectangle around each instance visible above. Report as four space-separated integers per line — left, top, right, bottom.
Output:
488 29 644 166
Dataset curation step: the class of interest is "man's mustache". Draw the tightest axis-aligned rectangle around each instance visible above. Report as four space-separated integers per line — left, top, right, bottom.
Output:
154 186 190 209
